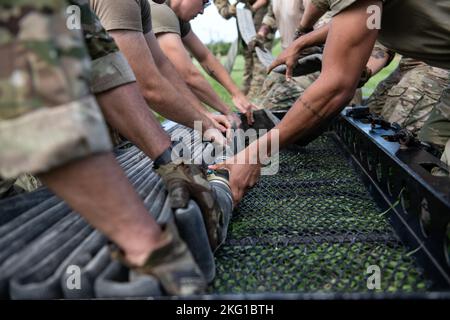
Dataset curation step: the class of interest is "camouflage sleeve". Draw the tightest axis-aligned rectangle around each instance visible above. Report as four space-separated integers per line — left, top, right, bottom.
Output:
310 0 331 12
0 1 112 179
71 0 136 93
314 10 333 29
213 0 235 20
261 3 277 31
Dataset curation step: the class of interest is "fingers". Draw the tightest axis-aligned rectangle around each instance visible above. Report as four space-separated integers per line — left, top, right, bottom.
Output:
208 163 245 204
208 162 227 171
211 115 231 132
250 169 261 187
285 63 293 82
217 123 227 133
231 187 245 205
204 128 228 147
225 127 233 140
227 113 242 129
267 58 283 74
215 134 229 147
220 116 232 130
246 109 254 125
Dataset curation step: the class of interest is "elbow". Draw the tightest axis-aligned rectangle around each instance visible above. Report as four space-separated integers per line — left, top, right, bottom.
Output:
324 77 357 109
142 81 165 106
334 86 356 107
183 68 201 87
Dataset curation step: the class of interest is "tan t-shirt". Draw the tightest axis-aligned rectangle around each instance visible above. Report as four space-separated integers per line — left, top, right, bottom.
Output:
314 0 450 70
90 0 152 34
150 0 191 38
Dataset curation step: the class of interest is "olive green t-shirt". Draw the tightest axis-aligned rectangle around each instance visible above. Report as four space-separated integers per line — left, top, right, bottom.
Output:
311 0 450 70
149 0 192 38
90 0 152 34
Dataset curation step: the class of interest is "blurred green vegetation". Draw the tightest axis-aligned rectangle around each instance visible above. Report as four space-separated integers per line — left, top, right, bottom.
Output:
207 41 233 56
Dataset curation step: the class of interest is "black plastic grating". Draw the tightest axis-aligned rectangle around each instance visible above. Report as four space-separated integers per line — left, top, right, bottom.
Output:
210 133 429 294
212 242 427 293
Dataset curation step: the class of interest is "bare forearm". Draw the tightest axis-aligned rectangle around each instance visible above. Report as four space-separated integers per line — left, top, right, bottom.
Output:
294 24 330 51
200 53 242 98
263 0 379 154
185 71 232 115
39 153 161 259
277 78 352 148
252 0 268 11
142 75 212 130
156 55 217 119
96 83 171 160
109 31 212 131
300 0 328 31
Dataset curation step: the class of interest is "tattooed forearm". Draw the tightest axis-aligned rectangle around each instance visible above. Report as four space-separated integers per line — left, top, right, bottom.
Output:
299 98 325 120
206 67 218 80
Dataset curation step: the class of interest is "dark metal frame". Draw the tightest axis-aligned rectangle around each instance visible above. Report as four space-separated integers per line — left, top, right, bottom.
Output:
330 108 450 290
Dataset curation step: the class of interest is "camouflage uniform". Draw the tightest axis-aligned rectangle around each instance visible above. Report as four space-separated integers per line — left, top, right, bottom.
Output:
257 71 319 111
418 75 450 150
256 8 362 110
367 58 427 115
431 139 450 177
214 0 237 19
366 57 450 147
311 0 450 170
381 63 449 135
0 0 136 195
214 0 274 99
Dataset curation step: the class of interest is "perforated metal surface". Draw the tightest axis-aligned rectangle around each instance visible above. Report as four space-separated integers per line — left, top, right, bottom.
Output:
211 134 429 294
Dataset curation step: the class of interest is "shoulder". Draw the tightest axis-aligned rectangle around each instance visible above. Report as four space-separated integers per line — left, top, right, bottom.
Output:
90 0 145 32
150 1 182 35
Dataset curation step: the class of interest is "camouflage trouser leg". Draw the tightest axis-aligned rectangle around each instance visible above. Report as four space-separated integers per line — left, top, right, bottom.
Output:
381 66 449 133
350 89 363 105
242 42 253 95
366 66 403 114
418 75 450 148
431 139 450 177
246 53 267 100
442 140 450 167
247 38 274 100
366 57 423 114
257 72 319 111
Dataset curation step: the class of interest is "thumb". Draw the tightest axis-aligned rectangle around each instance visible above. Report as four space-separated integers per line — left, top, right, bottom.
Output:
217 124 227 132
267 58 282 74
285 63 293 82
208 162 228 171
246 110 254 125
